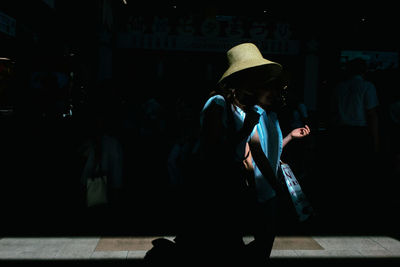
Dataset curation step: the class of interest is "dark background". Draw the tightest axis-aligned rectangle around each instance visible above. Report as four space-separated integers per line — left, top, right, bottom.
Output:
0 0 399 238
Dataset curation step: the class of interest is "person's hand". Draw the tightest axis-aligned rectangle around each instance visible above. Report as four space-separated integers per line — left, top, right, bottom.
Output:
242 109 260 132
290 125 311 139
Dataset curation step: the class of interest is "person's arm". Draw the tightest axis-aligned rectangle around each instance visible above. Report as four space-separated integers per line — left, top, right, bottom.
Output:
230 108 260 146
366 106 380 153
201 103 225 161
249 129 281 192
204 101 259 148
243 142 256 189
282 134 293 148
282 125 311 148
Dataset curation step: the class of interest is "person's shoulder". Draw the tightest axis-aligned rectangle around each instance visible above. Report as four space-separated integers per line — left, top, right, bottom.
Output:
203 94 226 110
254 105 266 114
353 75 373 87
208 94 226 104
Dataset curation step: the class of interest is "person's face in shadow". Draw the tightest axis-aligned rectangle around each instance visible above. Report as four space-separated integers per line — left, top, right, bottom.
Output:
234 88 258 112
258 88 278 108
255 84 283 111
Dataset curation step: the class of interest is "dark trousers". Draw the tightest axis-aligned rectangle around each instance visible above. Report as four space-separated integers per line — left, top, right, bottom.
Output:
248 196 278 263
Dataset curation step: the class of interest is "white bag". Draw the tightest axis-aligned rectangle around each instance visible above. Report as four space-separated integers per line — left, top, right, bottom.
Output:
86 175 108 207
280 162 313 222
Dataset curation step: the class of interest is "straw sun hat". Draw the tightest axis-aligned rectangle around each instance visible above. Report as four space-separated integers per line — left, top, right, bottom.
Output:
218 43 282 87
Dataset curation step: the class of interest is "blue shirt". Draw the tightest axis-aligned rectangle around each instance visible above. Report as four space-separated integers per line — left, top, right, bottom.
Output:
252 105 283 202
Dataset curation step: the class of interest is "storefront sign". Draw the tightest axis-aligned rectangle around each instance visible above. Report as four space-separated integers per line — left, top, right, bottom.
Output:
117 15 300 54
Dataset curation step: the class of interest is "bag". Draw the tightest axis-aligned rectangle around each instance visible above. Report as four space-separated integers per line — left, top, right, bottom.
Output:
279 161 313 222
86 174 108 207
86 139 108 208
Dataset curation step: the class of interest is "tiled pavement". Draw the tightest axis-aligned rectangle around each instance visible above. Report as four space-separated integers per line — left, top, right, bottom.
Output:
1 235 400 260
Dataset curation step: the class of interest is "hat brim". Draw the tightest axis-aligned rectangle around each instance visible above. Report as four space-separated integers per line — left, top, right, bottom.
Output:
218 60 282 87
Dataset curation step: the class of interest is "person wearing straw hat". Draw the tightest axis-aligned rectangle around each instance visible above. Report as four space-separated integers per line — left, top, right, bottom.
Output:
172 42 285 265
210 43 310 265
215 43 288 265
245 74 311 265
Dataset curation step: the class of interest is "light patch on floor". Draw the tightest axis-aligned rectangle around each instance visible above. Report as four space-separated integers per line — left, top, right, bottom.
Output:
95 237 156 251
273 236 324 250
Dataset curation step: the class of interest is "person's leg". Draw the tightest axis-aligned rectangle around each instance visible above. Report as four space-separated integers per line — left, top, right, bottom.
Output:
248 196 278 264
